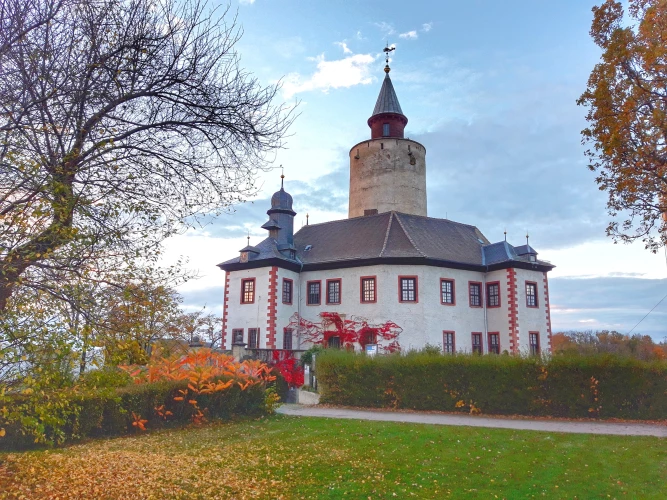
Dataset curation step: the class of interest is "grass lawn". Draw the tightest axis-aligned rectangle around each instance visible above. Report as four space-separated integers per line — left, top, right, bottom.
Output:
1 415 665 499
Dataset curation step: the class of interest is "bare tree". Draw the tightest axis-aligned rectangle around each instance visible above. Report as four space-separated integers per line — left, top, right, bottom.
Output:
0 0 294 310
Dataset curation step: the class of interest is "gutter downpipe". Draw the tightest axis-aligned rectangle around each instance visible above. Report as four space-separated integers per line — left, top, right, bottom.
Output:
483 268 488 350
297 260 304 349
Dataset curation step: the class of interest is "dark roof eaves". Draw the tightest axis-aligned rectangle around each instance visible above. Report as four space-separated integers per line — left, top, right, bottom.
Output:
218 257 302 273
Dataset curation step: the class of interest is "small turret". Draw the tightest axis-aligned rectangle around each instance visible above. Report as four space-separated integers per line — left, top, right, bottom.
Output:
263 173 297 259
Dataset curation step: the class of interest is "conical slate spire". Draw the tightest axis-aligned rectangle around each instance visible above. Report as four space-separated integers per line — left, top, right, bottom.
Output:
371 73 404 117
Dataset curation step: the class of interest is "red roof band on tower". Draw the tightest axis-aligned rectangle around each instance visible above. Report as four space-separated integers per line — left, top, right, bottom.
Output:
367 62 408 139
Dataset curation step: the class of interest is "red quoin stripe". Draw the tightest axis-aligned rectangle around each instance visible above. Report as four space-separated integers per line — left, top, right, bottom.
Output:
543 272 553 352
506 268 519 354
266 267 278 349
222 271 230 349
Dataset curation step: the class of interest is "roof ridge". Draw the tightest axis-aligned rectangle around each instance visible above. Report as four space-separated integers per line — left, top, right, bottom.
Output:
294 211 389 230
393 212 427 257
379 212 394 257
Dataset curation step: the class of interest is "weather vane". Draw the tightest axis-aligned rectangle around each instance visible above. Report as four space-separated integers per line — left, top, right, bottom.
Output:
280 164 284 188
383 43 395 72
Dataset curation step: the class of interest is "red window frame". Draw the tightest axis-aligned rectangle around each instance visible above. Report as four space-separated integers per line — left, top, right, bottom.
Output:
472 332 483 354
240 278 255 304
468 281 483 308
529 331 540 355
326 278 342 305
440 278 455 305
283 328 293 350
232 328 244 345
443 331 455 354
360 276 377 303
486 281 501 308
306 280 321 305
398 275 418 303
526 281 539 308
282 278 293 305
488 332 500 354
248 328 260 349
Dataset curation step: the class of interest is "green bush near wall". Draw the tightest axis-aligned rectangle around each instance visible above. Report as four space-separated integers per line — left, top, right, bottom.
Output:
316 350 667 420
1 381 266 450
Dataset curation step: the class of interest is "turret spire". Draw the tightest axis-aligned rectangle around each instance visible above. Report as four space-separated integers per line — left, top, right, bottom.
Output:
368 44 407 139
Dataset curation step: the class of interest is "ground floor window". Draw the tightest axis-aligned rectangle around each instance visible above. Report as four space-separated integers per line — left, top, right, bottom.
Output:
472 332 483 354
283 328 293 350
248 328 259 349
328 335 341 349
232 328 244 345
443 331 455 353
529 332 540 355
488 333 500 354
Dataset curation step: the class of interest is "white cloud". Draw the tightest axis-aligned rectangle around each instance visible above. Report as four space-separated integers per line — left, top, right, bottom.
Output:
334 41 353 54
399 30 418 39
374 21 395 35
282 53 376 98
239 0 255 4
422 22 433 32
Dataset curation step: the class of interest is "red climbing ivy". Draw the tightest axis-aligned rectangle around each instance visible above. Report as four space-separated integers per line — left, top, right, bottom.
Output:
287 312 402 352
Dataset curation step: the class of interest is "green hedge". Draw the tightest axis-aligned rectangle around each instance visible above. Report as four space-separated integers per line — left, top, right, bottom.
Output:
1 380 266 450
316 350 667 420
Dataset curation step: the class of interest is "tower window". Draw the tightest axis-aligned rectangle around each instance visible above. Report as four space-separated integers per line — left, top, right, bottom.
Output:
529 332 540 355
232 329 244 345
526 282 538 307
283 328 293 350
248 328 259 349
382 123 390 136
282 278 293 304
487 282 500 308
241 278 255 304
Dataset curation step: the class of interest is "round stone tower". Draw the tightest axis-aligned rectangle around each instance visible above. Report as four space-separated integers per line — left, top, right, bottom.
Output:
348 58 427 218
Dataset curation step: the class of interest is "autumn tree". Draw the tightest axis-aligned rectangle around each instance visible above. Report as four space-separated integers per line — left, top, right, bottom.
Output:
578 0 667 251
100 280 184 365
0 0 293 311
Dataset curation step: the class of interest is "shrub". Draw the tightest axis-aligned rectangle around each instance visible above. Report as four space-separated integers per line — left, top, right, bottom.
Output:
316 350 667 420
80 367 132 389
0 349 275 450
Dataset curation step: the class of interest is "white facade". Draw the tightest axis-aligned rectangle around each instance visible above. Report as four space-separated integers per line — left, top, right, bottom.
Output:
222 264 552 354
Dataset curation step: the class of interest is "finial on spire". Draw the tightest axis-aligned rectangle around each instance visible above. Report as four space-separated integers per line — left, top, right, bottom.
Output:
247 230 250 246
383 43 395 74
504 229 507 242
306 213 309 225
526 232 529 246
280 164 284 189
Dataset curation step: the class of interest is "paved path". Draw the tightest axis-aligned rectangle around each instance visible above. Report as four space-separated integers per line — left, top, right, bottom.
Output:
277 404 667 437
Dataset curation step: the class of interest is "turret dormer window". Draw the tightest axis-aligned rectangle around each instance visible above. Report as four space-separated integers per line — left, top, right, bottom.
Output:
241 278 255 304
383 123 390 136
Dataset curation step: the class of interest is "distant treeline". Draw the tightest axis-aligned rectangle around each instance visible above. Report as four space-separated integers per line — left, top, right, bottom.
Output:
552 330 666 361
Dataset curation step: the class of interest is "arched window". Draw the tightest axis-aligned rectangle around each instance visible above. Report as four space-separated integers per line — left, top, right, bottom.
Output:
382 123 390 136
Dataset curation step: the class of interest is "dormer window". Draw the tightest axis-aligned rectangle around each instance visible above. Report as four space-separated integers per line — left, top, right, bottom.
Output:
382 123 390 136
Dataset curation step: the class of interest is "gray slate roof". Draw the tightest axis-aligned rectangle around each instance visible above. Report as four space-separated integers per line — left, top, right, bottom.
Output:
371 74 404 117
218 211 554 271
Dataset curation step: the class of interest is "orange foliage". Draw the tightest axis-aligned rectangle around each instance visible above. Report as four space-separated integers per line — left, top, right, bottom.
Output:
120 349 276 428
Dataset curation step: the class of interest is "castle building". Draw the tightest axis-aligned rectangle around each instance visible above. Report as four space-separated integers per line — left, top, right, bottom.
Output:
218 57 554 355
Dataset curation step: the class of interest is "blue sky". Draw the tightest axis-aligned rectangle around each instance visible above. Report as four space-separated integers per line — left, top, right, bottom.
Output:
164 0 667 339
